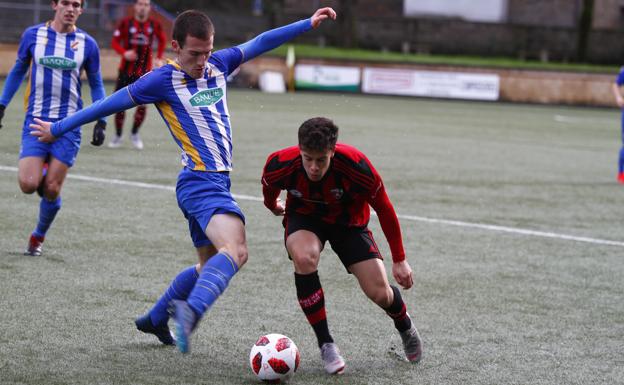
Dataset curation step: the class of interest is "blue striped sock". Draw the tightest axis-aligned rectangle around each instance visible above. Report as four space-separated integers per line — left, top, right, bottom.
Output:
187 252 239 318
148 265 199 326
33 197 61 238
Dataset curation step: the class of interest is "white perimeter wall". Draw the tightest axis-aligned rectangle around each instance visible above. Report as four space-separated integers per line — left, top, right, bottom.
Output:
404 0 508 23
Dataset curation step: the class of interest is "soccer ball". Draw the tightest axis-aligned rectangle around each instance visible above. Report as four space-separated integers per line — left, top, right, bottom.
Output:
249 333 300 383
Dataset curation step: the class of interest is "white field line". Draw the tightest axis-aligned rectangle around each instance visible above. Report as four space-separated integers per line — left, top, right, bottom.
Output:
553 114 613 125
2 165 623 247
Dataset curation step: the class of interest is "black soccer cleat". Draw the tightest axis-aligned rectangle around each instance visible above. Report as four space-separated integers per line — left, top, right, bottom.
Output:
135 314 175 346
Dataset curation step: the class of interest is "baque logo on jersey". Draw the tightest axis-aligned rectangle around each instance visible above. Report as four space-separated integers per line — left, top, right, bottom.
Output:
39 56 77 70
189 88 224 107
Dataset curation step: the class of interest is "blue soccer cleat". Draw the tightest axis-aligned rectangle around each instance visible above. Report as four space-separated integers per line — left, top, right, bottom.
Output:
134 314 175 346
170 300 198 354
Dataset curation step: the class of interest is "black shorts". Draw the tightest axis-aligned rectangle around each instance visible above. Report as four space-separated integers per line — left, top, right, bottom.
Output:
115 71 142 91
283 212 382 272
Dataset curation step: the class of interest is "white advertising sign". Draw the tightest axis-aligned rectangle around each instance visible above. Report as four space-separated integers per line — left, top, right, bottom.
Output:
295 64 361 92
362 67 500 101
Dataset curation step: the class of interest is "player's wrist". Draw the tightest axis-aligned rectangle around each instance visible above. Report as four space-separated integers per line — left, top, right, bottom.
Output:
392 255 406 263
264 200 277 210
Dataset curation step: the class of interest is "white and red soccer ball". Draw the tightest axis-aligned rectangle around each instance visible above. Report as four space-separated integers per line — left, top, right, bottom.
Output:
249 333 300 383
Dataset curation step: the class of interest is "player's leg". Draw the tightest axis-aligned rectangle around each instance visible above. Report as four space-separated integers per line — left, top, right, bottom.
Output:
169 169 247 352
17 156 46 194
349 259 422 362
18 124 72 256
285 214 344 374
130 105 146 150
172 213 246 353
18 156 47 256
25 157 68 256
135 243 218 345
287 230 330 346
332 227 422 362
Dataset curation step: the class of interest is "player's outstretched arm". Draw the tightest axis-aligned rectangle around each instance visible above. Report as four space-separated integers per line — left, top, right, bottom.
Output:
30 88 136 143
237 7 336 63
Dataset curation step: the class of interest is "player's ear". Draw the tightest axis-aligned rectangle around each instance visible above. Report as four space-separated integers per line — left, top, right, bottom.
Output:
171 39 180 52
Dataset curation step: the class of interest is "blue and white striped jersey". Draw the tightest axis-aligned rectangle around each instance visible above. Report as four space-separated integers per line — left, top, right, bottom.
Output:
128 48 243 172
17 22 101 120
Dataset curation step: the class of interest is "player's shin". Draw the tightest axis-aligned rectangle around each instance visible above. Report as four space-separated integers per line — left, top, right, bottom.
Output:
294 271 333 347
383 285 412 332
33 196 62 239
186 252 239 318
147 265 199 326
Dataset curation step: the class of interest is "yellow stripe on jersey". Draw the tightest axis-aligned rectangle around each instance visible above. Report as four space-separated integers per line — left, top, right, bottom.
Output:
24 63 32 112
156 100 206 171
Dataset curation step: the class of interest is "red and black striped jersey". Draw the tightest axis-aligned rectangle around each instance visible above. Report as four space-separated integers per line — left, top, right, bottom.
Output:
112 16 166 77
262 143 406 261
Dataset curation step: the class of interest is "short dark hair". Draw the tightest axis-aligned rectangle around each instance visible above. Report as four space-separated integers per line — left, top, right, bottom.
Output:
53 0 86 6
172 10 214 48
298 117 339 152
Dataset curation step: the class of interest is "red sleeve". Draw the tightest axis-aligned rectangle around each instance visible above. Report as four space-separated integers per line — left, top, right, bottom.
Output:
368 182 406 262
261 151 285 210
155 21 166 59
262 184 282 210
111 19 127 55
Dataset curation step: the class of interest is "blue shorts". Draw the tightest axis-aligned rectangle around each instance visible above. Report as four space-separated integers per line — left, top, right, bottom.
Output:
19 117 81 167
176 168 245 248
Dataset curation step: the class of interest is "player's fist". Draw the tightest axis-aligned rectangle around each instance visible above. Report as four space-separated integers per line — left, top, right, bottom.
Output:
0 104 5 129
123 50 138 62
310 7 336 28
270 198 286 216
91 120 106 146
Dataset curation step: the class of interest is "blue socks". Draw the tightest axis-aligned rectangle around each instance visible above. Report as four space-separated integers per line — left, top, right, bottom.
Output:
619 146 624 173
148 265 199 326
187 252 239 318
33 197 61 239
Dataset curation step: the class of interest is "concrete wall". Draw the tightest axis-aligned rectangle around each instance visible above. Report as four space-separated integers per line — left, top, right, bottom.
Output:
239 56 617 107
0 43 616 108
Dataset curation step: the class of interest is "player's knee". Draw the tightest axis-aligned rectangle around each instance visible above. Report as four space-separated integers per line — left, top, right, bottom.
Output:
367 285 393 308
223 244 248 268
43 180 62 199
290 249 319 273
18 178 39 194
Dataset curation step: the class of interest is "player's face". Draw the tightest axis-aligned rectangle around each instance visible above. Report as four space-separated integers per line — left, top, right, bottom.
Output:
134 0 151 20
300 148 335 182
172 34 214 79
52 0 83 27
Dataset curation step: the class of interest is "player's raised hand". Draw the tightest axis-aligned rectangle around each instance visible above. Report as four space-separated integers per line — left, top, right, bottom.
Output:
392 260 414 290
310 7 337 28
91 120 106 146
0 104 5 129
29 118 57 143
